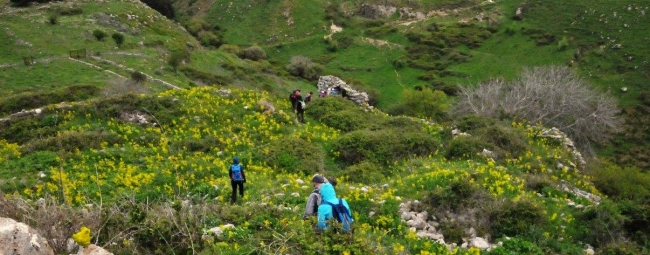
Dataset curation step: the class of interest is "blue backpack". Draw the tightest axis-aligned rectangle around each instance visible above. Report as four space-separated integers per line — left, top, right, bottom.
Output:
231 164 244 181
323 198 353 231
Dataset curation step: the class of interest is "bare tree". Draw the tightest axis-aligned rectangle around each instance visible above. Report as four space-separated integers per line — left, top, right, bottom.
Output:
454 66 622 155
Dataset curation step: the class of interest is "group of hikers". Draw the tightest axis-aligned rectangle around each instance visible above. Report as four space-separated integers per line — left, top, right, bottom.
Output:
289 86 346 123
289 89 311 123
227 156 354 232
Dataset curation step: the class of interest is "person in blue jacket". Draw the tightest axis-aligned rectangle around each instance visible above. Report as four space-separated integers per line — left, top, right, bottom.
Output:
317 182 353 231
228 156 246 203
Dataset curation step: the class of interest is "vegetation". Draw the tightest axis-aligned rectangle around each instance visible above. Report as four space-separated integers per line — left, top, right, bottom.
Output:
1 0 649 254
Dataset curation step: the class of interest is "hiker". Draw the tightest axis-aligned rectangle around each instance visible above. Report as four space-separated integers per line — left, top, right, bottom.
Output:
319 90 327 98
296 94 305 123
305 92 313 103
304 174 327 218
317 182 353 231
290 90 301 112
340 86 348 98
228 156 246 203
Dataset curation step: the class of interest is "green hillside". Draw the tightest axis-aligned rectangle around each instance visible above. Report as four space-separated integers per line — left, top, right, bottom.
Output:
1 0 650 254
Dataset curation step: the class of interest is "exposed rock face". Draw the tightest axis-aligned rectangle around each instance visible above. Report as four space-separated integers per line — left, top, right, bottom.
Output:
536 127 586 167
398 7 426 20
119 111 149 124
317 76 370 107
76 244 114 255
359 3 397 19
0 217 54 255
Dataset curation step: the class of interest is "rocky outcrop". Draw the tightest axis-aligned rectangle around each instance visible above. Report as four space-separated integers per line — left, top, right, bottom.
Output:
0 217 54 255
536 127 586 168
398 200 499 251
359 3 396 19
76 244 114 255
317 76 370 107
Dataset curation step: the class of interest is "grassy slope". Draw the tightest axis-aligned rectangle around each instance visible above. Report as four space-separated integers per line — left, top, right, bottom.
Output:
0 87 602 254
0 0 199 95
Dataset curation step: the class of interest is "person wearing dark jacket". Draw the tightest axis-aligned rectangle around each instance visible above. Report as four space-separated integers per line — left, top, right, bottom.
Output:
228 156 246 203
295 95 305 123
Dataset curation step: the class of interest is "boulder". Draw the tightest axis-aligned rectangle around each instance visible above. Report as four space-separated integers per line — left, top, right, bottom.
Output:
76 244 114 255
317 76 370 107
0 217 54 255
359 4 397 19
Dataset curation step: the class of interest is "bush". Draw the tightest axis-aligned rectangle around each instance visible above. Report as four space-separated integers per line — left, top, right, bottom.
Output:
318 110 374 132
0 85 100 116
487 238 543 255
333 128 440 166
386 87 450 120
255 137 326 175
111 33 125 47
286 55 323 81
92 29 107 41
131 71 147 83
168 50 190 70
392 56 408 69
577 201 627 247
102 77 150 97
445 136 494 159
343 161 386 183
472 124 529 158
197 30 223 48
424 179 479 211
219 44 241 55
488 199 546 238
20 130 122 153
454 66 622 155
48 14 58 25
558 36 569 51
239 46 266 61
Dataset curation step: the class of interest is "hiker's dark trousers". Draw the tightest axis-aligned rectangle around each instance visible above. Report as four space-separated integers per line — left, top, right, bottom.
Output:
231 180 244 203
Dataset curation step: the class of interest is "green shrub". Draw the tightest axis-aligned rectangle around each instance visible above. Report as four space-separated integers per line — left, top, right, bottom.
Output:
286 56 323 81
168 50 190 70
20 131 122 153
333 128 440 166
255 137 325 175
218 44 241 55
558 36 569 51
111 33 125 47
0 85 99 116
596 241 645 255
239 46 266 61
488 199 546 238
472 124 529 158
424 178 479 211
318 110 373 132
386 87 450 120
577 200 627 246
392 56 407 69
588 161 650 202
488 238 543 255
48 14 58 25
454 115 495 131
343 161 386 183
92 29 107 41
197 30 223 48
326 38 339 52
130 71 147 83
445 136 493 159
